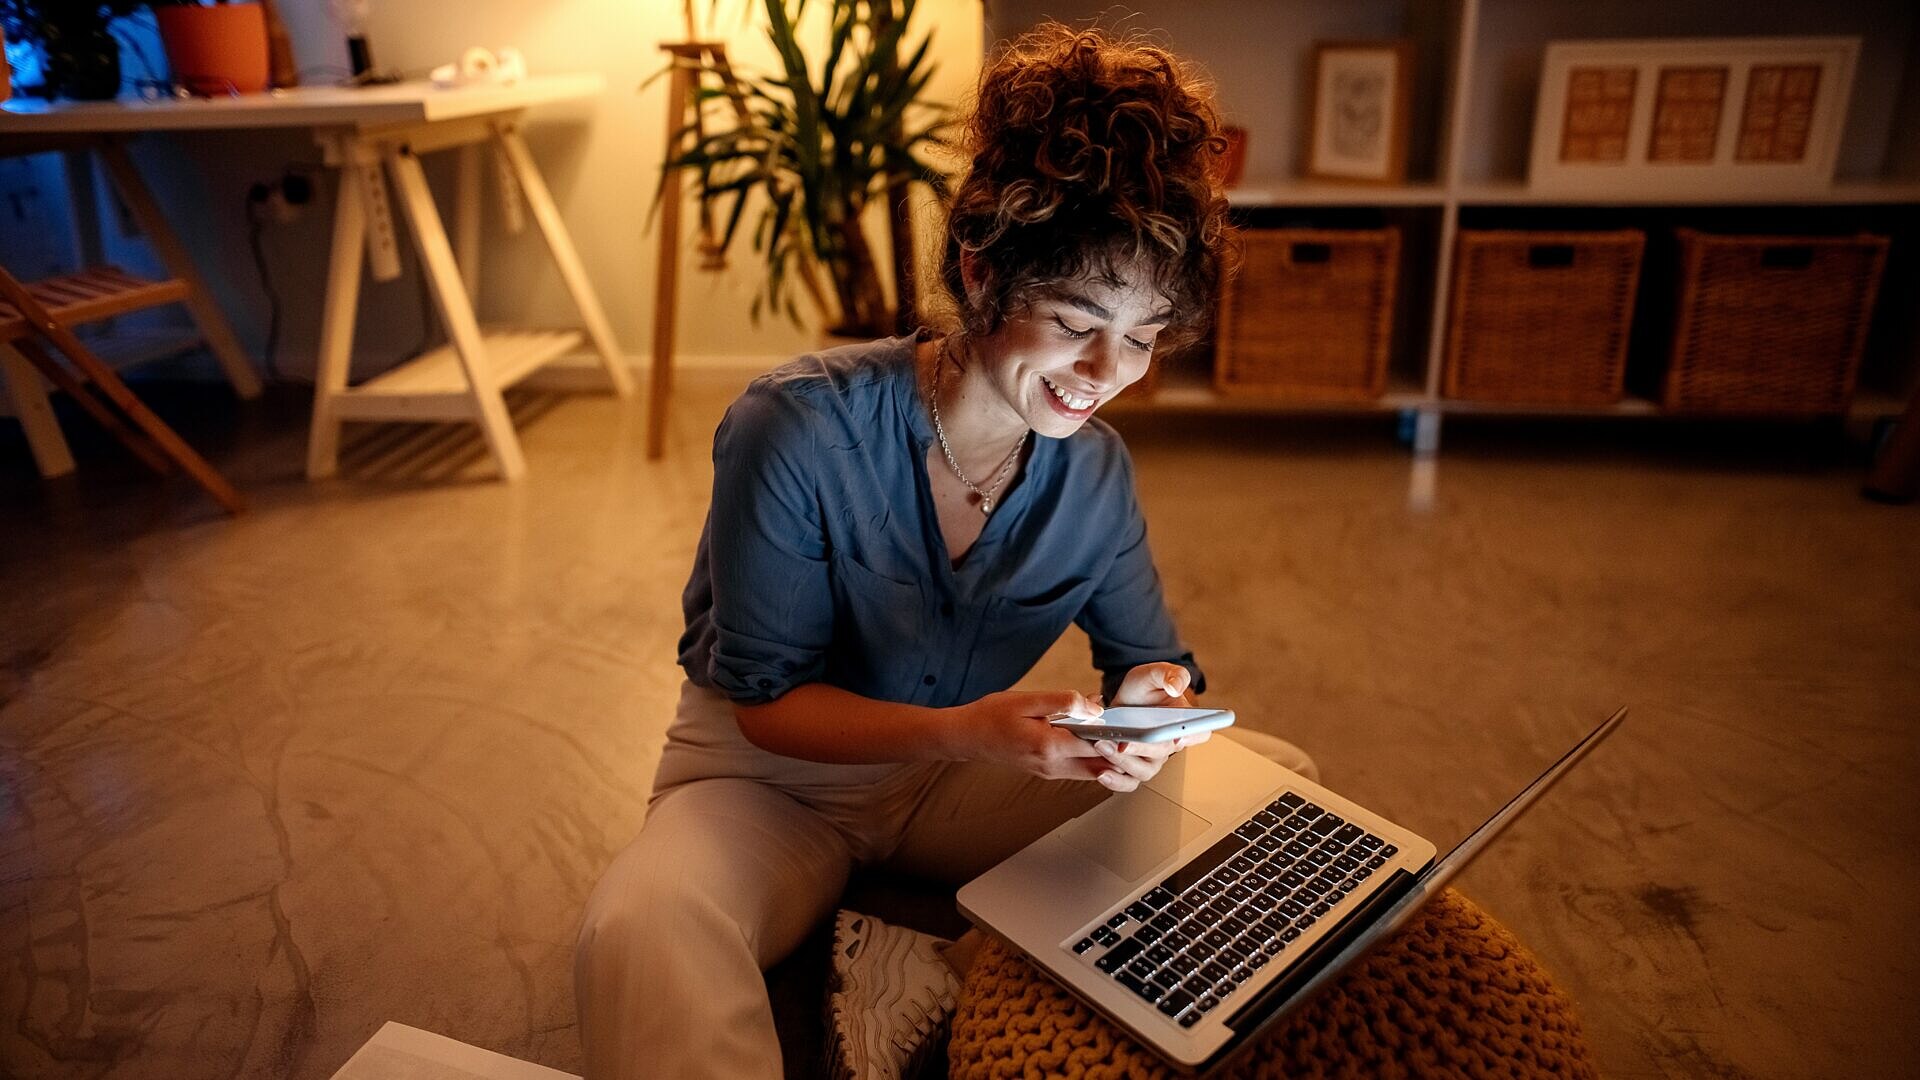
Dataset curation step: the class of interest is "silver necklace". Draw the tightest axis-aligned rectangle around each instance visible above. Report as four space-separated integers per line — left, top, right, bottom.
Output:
929 340 1027 516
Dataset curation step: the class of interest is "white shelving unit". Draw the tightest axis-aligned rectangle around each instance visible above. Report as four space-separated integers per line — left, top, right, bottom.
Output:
986 0 1920 444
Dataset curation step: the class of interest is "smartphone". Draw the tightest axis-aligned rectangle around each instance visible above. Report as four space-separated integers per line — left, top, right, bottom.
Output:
1048 706 1236 744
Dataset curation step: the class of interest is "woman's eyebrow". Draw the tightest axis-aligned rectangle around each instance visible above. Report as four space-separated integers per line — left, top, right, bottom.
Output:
1049 288 1174 325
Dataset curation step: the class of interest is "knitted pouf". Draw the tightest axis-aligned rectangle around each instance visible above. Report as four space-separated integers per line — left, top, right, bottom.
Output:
948 889 1597 1079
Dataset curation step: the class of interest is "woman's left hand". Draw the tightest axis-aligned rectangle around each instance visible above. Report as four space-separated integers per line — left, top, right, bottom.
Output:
1089 662 1210 792
1112 661 1197 707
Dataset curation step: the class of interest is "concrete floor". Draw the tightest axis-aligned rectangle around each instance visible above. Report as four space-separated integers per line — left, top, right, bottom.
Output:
1 371 1916 1079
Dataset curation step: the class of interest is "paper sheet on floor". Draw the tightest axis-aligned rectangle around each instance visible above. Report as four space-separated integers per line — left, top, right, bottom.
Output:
330 1022 579 1080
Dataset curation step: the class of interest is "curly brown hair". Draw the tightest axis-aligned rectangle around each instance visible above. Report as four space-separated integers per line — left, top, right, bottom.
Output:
938 24 1234 357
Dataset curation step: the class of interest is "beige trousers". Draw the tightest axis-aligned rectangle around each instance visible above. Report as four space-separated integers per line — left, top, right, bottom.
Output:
574 681 1318 1080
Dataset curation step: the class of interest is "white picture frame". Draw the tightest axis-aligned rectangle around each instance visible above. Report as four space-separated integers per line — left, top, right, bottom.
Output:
1528 36 1859 198
1305 40 1414 185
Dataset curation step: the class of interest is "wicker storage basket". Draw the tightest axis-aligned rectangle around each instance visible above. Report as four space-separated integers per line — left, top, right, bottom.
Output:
1214 228 1400 400
1663 230 1889 414
1443 230 1645 405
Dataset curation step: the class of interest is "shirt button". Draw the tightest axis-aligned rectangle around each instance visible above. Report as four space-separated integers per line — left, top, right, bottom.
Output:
923 674 937 686
939 602 954 616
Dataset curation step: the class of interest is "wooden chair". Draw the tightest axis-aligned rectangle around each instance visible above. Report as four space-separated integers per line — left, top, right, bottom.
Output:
0 263 246 513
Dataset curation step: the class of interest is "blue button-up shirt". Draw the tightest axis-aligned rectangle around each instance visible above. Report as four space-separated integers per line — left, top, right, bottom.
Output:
678 335 1204 708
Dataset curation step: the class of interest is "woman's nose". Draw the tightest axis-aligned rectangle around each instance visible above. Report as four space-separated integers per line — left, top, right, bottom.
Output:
1078 339 1123 388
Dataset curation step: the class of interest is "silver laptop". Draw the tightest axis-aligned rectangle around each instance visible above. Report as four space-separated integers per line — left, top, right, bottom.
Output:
957 707 1628 1074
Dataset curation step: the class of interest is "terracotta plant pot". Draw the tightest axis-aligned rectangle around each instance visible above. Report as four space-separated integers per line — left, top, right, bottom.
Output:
155 3 270 96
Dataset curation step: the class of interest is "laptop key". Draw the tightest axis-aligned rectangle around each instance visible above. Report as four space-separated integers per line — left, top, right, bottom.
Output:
1251 810 1282 830
1282 814 1313 832
1197 993 1222 1013
1092 927 1120 946
1296 803 1324 821
1199 878 1226 897
1169 899 1197 920
1142 887 1177 910
1095 939 1143 972
1272 793 1305 812
1183 974 1213 997
1116 970 1162 1002
1073 937 1096 954
1135 925 1164 946
1352 866 1372 881
1181 887 1208 907
1280 869 1308 889
1228 855 1257 875
1221 914 1249 936
1202 929 1233 951
1311 814 1343 837
1306 849 1333 868
1216 866 1241 884
1178 1010 1203 1028
1148 912 1180 933
1164 930 1192 951
1263 938 1286 956
1233 822 1264 842
1278 899 1306 918
1283 840 1312 859
1166 953 1200 977
1255 834 1285 855
1106 914 1130 930
1282 927 1302 941
1381 844 1399 858
1226 883 1254 904
1230 965 1253 984
1126 958 1157 981
1339 878 1361 893
1248 893 1279 915
1309 902 1330 918
1333 823 1364 845
1235 934 1265 958
1157 990 1196 1018
1356 833 1383 852
1295 913 1317 930
1200 961 1230 984
1146 944 1176 967
1365 855 1386 870
1126 901 1156 922
1334 855 1361 874
1249 951 1270 970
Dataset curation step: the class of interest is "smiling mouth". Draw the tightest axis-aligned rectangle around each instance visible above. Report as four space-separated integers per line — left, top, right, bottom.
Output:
1040 375 1098 412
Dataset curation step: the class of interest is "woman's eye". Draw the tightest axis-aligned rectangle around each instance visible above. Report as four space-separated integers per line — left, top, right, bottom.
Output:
1053 317 1094 339
1124 336 1155 353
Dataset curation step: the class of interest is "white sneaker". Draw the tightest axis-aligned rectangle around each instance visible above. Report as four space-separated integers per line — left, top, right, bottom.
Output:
824 909 960 1080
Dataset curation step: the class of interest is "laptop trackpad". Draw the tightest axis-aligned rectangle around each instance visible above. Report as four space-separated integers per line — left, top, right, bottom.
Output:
1058 787 1213 883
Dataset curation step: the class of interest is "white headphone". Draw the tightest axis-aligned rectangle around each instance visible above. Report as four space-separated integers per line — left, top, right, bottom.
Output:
430 46 526 89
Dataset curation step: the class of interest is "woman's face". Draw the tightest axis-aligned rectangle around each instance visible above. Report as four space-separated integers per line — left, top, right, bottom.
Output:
972 265 1172 439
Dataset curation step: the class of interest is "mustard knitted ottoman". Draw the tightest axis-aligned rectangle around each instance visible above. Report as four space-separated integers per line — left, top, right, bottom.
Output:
948 889 1597 1079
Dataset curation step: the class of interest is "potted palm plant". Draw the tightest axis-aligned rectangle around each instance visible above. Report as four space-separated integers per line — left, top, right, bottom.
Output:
662 0 952 339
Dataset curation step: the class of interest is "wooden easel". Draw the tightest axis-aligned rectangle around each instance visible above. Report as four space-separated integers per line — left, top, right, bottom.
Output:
647 41 754 460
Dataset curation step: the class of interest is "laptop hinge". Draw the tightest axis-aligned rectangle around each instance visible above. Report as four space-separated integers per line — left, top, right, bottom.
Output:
1221 867 1421 1032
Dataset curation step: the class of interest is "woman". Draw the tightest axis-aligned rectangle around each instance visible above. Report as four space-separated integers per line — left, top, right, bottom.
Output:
575 24 1315 1080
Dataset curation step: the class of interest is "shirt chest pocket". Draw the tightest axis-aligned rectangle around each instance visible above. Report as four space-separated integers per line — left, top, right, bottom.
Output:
827 554 928 700
972 578 1099 687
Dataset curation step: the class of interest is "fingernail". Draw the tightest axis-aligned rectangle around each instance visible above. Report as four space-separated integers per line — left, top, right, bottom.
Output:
1095 740 1116 755
1165 686 1179 696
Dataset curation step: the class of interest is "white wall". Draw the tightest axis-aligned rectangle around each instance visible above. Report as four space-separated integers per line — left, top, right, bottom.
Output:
40 0 984 382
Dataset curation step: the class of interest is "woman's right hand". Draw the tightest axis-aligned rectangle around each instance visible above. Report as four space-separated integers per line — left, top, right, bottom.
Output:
948 690 1109 781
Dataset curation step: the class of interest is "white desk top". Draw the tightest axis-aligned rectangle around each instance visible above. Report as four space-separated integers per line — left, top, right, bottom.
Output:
0 73 604 134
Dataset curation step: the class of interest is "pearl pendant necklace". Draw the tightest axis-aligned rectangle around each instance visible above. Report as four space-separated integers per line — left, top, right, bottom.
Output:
929 341 1026 517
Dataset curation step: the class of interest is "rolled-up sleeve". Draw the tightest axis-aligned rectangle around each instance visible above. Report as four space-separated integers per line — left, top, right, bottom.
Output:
703 388 833 704
1074 459 1206 705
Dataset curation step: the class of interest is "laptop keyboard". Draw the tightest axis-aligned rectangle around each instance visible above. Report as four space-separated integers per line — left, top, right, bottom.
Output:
1068 791 1398 1028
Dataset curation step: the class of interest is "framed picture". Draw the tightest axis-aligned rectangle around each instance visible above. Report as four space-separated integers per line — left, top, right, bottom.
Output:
1529 37 1859 197
1305 40 1414 185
